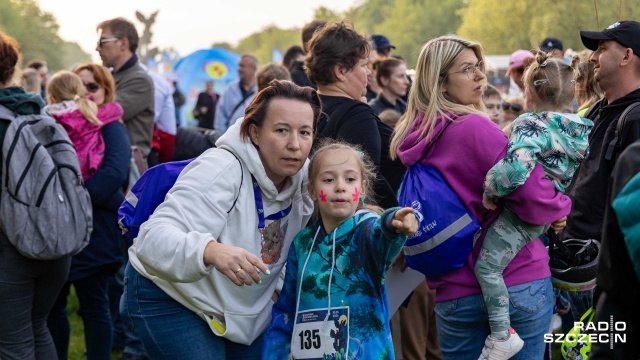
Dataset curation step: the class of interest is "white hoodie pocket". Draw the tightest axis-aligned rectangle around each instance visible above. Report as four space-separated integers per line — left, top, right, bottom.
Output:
202 305 272 345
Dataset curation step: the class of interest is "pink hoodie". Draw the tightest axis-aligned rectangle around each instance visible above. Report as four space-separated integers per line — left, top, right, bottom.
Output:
47 101 123 182
397 112 571 302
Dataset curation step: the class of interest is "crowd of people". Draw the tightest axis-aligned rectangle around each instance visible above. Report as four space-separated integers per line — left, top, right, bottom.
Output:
0 13 638 360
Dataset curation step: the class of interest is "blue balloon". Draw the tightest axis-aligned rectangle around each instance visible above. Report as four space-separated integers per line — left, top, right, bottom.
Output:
172 47 241 127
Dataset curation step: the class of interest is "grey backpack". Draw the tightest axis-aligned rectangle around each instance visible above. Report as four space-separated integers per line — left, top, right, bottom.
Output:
0 99 92 260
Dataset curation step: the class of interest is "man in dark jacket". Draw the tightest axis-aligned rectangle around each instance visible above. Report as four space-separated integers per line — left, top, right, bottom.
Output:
589 139 640 359
96 17 154 160
562 20 640 320
193 80 218 129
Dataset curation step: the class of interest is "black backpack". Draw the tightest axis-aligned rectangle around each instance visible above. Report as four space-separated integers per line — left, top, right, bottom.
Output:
0 99 92 260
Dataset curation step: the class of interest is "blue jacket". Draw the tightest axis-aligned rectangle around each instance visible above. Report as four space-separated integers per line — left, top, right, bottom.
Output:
263 208 406 359
68 121 131 282
214 80 257 134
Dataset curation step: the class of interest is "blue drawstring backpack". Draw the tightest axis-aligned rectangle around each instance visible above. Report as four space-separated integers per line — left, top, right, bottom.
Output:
118 159 195 242
118 149 242 242
398 120 481 278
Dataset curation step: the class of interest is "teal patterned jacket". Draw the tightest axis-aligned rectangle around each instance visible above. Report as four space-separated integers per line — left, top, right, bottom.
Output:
484 112 593 198
262 208 406 360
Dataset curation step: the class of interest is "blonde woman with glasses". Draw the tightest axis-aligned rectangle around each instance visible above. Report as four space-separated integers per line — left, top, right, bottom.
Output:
390 35 570 360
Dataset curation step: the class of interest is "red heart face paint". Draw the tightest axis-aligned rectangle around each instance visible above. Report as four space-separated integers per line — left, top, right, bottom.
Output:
352 187 359 202
319 190 327 203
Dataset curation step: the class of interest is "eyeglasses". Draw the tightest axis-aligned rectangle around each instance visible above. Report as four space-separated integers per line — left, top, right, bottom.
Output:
451 60 484 80
97 37 119 48
84 82 100 93
501 102 523 112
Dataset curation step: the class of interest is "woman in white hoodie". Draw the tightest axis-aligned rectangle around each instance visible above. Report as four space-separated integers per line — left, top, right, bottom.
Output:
123 80 321 358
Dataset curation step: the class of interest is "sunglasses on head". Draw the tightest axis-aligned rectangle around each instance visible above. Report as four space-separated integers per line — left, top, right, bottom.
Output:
501 102 523 112
84 82 100 93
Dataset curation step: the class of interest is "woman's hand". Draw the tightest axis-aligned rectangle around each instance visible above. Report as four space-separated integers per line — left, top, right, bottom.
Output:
203 241 270 286
550 216 567 233
482 192 498 210
393 207 419 236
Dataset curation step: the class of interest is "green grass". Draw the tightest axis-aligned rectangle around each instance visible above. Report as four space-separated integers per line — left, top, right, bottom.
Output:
66 287 122 360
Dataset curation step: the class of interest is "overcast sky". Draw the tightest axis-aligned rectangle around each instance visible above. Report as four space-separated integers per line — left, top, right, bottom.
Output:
36 0 356 61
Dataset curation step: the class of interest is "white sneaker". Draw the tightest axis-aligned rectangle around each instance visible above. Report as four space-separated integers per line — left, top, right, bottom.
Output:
478 328 524 360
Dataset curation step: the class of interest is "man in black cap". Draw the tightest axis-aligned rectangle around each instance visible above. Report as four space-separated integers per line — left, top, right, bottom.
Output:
539 37 564 59
561 20 640 335
371 34 395 59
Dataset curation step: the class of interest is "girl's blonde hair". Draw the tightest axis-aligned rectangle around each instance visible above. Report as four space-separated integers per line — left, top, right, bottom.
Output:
46 71 100 125
308 139 382 216
390 35 487 160
523 50 578 113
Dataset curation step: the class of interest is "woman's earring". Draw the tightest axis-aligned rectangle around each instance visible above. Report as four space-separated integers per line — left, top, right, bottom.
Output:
361 194 366 206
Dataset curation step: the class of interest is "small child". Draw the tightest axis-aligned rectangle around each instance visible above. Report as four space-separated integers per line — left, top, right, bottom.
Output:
262 141 419 360
477 52 594 359
45 71 122 181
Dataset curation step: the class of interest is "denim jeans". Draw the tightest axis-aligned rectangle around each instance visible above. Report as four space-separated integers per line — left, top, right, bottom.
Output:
0 233 71 360
434 277 553 360
117 262 148 358
122 263 264 359
48 269 114 360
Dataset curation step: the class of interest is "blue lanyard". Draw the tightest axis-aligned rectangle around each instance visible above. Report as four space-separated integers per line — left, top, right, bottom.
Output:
251 175 292 230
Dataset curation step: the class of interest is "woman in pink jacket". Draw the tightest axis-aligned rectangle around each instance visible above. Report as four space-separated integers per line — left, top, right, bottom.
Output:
390 35 571 360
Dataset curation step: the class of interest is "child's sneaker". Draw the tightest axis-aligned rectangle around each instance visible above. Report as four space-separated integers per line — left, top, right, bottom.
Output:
478 328 524 360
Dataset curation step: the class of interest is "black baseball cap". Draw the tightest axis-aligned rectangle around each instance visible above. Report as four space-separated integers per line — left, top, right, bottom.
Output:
580 21 640 57
540 37 563 52
371 34 396 52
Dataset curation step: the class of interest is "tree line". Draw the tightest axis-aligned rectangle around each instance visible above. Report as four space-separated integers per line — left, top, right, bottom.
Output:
1 0 637 71
0 0 90 71
219 0 640 68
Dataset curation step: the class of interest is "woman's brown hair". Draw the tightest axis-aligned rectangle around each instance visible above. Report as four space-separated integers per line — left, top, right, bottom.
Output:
373 57 405 88
304 21 370 86
73 63 117 105
240 80 322 141
0 31 21 87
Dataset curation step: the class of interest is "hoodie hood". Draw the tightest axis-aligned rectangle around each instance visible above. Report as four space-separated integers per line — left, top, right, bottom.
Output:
543 111 593 159
397 112 453 167
216 118 308 203
0 87 46 115
45 100 78 118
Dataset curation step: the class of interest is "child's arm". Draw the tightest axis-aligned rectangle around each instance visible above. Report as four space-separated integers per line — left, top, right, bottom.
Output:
262 238 300 359
484 114 549 200
361 208 420 278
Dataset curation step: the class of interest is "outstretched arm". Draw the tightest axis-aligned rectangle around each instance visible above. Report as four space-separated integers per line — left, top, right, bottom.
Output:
390 207 419 236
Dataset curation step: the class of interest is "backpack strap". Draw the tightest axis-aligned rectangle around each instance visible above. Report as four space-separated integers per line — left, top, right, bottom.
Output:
223 89 255 126
604 102 640 161
220 148 243 213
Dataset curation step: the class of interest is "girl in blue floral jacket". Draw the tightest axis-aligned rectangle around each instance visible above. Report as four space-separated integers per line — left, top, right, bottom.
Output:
262 141 419 360
476 52 593 359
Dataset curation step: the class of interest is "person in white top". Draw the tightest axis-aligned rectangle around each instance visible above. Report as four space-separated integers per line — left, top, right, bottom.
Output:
124 80 321 358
